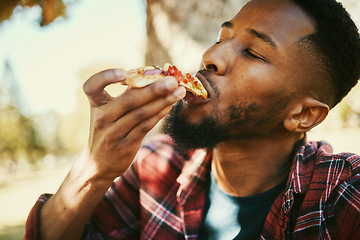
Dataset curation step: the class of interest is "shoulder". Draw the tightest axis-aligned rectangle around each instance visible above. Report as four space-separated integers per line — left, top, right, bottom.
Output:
137 134 187 166
298 141 360 237
309 142 360 217
305 140 360 176
296 140 360 201
134 134 189 182
328 167 360 238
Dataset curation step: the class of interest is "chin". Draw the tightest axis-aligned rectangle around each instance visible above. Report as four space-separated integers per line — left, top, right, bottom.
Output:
161 102 228 150
177 100 213 124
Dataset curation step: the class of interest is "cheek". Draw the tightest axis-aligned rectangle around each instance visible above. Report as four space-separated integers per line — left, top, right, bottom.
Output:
240 66 288 100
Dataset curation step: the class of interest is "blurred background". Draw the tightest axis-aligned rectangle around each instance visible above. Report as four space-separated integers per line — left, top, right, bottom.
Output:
0 0 359 238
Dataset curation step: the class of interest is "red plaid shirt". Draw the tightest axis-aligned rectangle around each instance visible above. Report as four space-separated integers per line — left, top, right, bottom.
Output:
25 135 360 239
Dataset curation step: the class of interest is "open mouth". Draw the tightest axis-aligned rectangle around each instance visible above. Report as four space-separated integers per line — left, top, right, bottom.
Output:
182 71 212 106
195 71 212 99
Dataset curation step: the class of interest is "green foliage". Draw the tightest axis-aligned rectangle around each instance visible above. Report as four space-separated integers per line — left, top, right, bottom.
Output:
0 62 62 165
0 104 47 164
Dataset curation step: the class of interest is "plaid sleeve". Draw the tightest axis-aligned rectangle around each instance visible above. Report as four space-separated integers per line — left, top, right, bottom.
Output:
23 194 53 240
23 135 180 239
23 161 141 240
332 175 360 239
84 157 142 239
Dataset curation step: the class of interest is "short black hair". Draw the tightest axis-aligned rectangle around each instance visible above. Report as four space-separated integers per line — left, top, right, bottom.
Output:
290 0 360 108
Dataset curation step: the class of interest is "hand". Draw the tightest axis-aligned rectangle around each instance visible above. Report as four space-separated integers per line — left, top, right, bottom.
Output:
82 68 186 180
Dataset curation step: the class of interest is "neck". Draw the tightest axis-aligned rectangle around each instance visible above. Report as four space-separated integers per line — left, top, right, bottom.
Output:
211 133 302 197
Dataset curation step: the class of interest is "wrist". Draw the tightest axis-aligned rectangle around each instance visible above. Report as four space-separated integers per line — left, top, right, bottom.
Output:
69 147 116 190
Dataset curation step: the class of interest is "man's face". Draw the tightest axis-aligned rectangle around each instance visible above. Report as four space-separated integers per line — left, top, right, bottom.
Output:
163 0 316 149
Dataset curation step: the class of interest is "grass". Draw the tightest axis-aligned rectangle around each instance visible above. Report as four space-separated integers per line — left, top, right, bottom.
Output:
0 158 73 239
0 224 25 240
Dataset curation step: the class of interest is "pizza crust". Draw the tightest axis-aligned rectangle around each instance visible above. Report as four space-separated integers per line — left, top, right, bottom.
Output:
121 66 163 88
122 64 208 99
123 72 163 88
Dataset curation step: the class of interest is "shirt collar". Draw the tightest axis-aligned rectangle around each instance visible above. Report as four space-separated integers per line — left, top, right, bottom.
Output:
283 135 333 213
176 149 212 205
173 136 335 213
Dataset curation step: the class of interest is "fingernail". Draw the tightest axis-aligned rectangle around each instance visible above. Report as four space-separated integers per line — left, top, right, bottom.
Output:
172 87 186 99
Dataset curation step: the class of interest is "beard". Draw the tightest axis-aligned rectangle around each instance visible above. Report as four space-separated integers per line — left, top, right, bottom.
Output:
161 103 229 151
161 96 291 151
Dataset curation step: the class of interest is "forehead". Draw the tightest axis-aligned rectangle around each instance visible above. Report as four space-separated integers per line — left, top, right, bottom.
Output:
229 0 315 48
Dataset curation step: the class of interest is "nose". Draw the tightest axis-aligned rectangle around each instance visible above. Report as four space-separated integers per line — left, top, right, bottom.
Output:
201 42 232 75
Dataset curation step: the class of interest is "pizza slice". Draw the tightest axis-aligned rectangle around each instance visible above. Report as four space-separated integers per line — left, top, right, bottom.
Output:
123 64 208 99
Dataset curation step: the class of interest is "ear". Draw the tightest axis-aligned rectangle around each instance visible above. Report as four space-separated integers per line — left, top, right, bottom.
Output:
283 97 329 132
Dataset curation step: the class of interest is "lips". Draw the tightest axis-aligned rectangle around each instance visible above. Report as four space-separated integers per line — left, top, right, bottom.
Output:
196 71 212 98
182 71 212 106
183 92 206 106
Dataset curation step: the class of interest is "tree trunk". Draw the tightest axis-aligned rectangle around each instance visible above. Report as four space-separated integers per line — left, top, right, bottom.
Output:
145 0 248 72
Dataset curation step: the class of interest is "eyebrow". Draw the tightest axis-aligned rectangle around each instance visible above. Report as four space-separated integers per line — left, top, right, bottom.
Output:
248 28 278 50
220 21 278 51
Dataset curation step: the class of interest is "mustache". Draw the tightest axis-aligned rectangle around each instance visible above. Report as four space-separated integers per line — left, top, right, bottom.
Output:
198 69 220 98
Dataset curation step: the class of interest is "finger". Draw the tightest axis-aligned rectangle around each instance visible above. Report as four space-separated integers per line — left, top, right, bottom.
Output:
102 87 186 139
124 105 173 143
102 77 183 122
83 69 127 107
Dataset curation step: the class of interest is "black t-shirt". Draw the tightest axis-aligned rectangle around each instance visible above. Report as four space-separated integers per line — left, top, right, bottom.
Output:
198 173 287 240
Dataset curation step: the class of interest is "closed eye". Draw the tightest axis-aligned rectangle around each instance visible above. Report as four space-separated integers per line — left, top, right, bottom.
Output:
243 49 266 62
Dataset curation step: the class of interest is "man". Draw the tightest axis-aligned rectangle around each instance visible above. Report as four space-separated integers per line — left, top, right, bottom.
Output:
25 0 360 239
